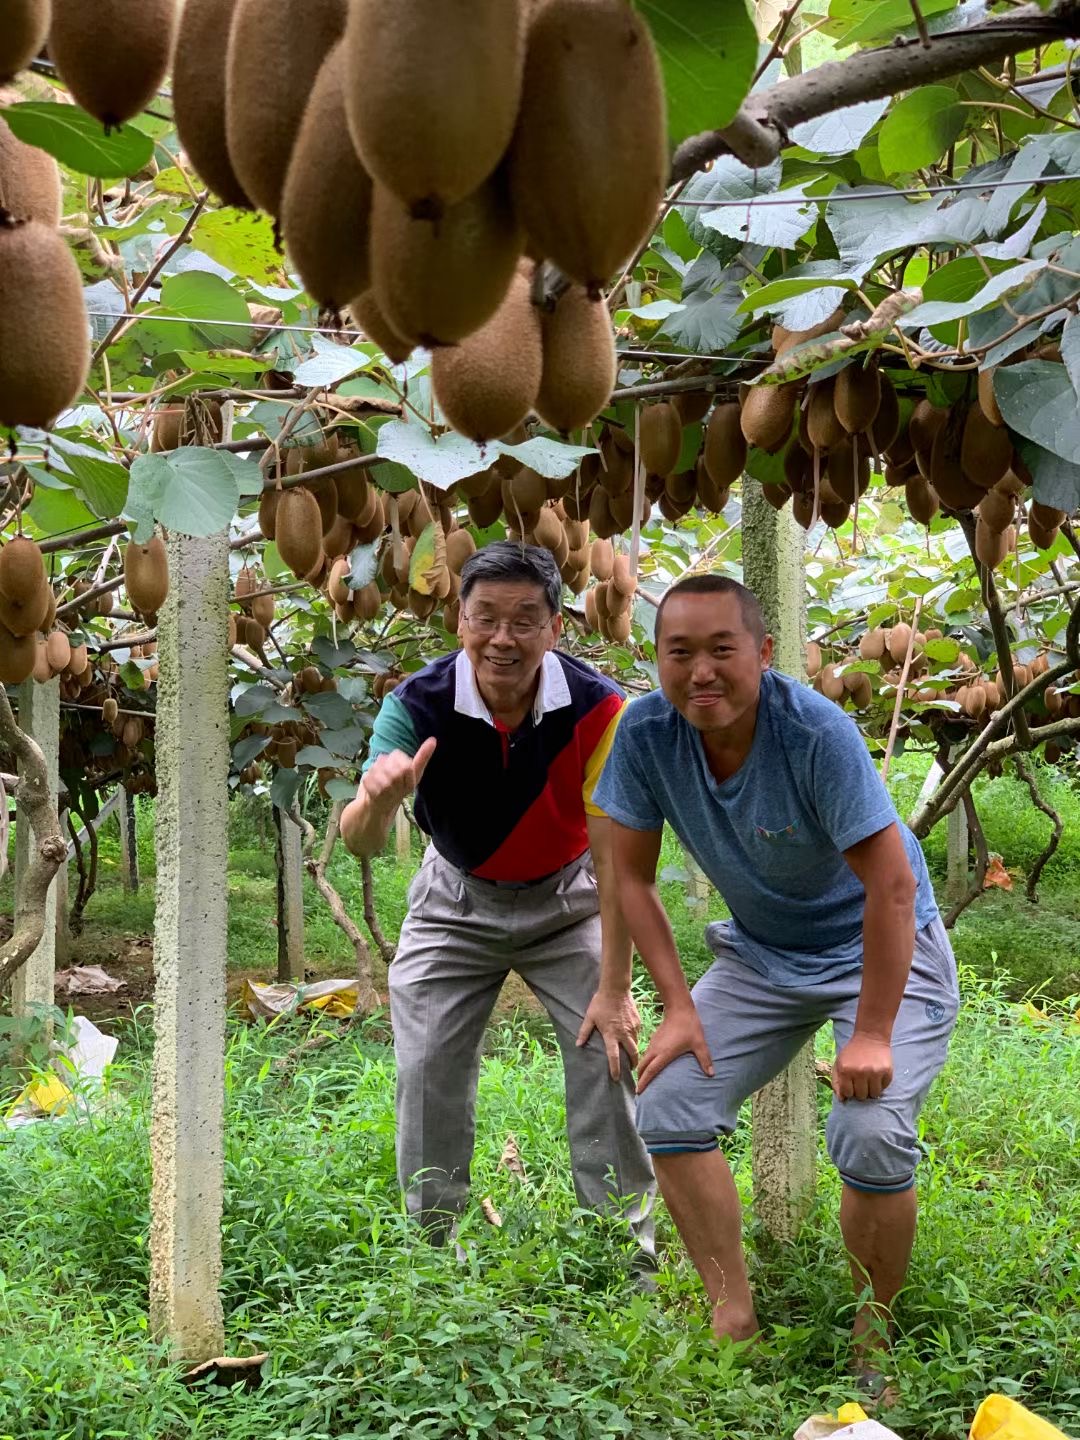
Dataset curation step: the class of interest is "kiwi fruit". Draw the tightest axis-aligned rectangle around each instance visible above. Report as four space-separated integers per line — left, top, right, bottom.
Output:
783 441 813 495
821 500 851 530
343 0 523 221
818 662 845 702
0 576 47 636
258 487 280 540
975 516 1011 570
702 403 746 489
773 307 845 358
45 628 70 672
0 622 36 683
930 412 985 510
310 480 340 536
977 368 1004 427
887 623 913 665
833 362 881 435
124 536 169 615
790 490 815 531
353 582 381 622
978 486 1015 534
172 0 249 208
509 0 666 295
502 466 548 519
0 112 61 226
535 286 616 433
761 482 793 511
1031 501 1067 529
432 271 542 441
349 289 415 364
909 399 949 455
608 611 633 646
961 403 1012 489
0 215 89 428
468 487 504 529
1028 514 1059 551
859 628 886 661
826 434 870 503
251 592 274 629
844 671 873 709
226 0 348 216
665 470 697 508
31 634 50 683
0 536 44 604
370 171 522 347
281 44 373 311
694 457 728 514
1 0 49 81
639 403 682 478
334 462 372 524
905 474 939 527
806 379 844 451
446 530 477 575
49 0 178 127
275 487 324 579
673 390 713 426
151 398 223 451
740 383 798 454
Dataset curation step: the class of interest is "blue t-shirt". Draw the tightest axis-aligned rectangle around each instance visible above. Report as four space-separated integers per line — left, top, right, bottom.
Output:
593 669 938 986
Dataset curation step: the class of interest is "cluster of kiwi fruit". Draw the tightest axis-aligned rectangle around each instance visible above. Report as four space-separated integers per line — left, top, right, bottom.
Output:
58 701 157 797
0 534 74 686
582 542 637 646
230 564 275 658
167 0 665 443
99 635 159 693
151 396 224 452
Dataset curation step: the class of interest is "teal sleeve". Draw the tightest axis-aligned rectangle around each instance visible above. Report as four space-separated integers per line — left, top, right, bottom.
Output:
362 690 419 772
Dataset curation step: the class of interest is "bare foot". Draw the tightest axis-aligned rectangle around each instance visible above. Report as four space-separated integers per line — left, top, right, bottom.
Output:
711 1300 760 1344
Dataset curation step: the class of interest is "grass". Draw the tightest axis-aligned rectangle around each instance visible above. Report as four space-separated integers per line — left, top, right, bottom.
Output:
0 976 1077 1439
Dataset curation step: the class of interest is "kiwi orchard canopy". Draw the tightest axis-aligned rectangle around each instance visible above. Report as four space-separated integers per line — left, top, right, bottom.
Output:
0 0 1079 1361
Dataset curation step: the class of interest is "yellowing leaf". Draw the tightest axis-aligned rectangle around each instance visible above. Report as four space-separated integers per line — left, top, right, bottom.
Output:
408 522 439 596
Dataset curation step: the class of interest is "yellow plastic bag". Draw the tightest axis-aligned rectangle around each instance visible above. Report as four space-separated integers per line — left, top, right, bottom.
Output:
7 1073 73 1118
971 1396 1073 1440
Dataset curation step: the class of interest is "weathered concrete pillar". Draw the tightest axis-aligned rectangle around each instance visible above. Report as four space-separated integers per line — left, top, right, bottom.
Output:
119 787 139 892
274 805 305 983
12 678 60 1018
946 801 969 903
149 531 229 1363
742 483 818 1242
55 810 70 967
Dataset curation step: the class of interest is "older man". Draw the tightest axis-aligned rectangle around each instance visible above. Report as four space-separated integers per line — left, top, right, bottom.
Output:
594 573 956 1384
342 541 654 1264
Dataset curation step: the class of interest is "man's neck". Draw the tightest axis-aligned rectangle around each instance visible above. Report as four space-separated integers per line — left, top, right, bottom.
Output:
476 672 541 732
699 699 759 783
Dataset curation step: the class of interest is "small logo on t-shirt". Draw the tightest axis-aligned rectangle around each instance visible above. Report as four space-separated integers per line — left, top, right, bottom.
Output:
925 999 946 1024
755 819 802 842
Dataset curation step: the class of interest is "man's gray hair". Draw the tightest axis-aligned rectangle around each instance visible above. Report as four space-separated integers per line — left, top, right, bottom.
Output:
460 540 563 615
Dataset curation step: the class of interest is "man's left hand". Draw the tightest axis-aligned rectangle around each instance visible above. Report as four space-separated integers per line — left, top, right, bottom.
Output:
833 1033 893 1102
577 988 641 1081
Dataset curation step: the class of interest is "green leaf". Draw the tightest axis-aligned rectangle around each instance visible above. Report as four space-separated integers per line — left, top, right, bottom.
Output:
127 448 242 538
789 99 889 156
636 0 757 142
232 735 270 770
157 271 253 350
190 208 283 288
739 264 860 315
924 638 961 664
303 690 354 728
325 778 359 803
877 87 966 174
994 362 1080 466
701 182 816 250
270 767 303 812
0 103 153 178
409 522 439 594
828 0 959 47
494 436 596 480
1015 437 1080 513
659 276 744 353
219 453 265 497
898 260 1045 330
174 350 275 376
49 437 129 519
26 480 97 538
320 725 366 760
295 746 338 771
311 635 359 669
347 542 379 591
233 684 281 718
1060 311 1080 397
293 334 368 387
376 420 488 491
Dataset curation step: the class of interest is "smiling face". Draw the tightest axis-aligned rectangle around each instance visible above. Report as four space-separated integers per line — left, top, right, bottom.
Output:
458 579 561 718
656 590 772 737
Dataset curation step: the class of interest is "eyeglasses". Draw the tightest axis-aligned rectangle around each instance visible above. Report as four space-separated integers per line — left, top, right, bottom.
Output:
461 611 554 640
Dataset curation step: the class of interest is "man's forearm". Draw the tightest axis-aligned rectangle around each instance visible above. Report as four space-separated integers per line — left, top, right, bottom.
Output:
587 815 633 992
621 877 694 1010
340 786 395 859
855 890 915 1040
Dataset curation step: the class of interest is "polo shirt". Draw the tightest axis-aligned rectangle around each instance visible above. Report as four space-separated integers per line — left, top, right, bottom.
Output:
363 649 624 882
593 669 938 985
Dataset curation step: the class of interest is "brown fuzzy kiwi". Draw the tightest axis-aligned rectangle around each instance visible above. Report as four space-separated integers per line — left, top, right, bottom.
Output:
226 0 347 217
702 403 747 489
833 361 881 435
772 307 845 358
908 399 949 455
975 517 1010 570
1028 514 1059 551
783 440 813 496
31 634 50 683
0 575 47 637
590 538 614 582
45 628 70 672
0 0 49 80
49 0 177 126
887 623 913 665
872 372 902 454
930 412 986 511
588 485 618 540
102 696 119 725
598 433 633 495
694 457 728 514
258 488 280 540
533 506 564 552
172 0 250 208
310 480 340 536
977 368 1004 427
0 113 61 225
761 482 793 511
806 379 845 451
274 487 324 578
509 0 666 294
639 403 682 478
354 492 388 544
1031 501 1067 528
0 215 89 428
432 271 542 441
353 583 382 621
665 470 697 508
805 641 822 678
844 672 873 709
446 529 477 574
371 172 522 347
611 553 636 599
583 587 599 632
821 500 851 530
327 557 351 606
0 536 44 604
334 459 372 523
818 662 845 702
124 536 169 615
826 434 870 503
281 44 373 310
468 488 504 529
343 0 523 221
740 383 798 454
673 390 713 425
608 611 633 646
536 286 617 433
348 289 415 364
251 592 274 629
859 628 886 661
502 466 548 519
151 398 223 451
0 623 36 683
884 461 916 488
791 490 815 531
961 403 1012 490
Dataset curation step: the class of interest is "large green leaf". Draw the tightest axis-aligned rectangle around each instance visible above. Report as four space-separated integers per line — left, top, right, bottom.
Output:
1015 437 1080 513
190 209 283 288
898 260 1045 330
877 87 966 174
0 103 153 178
156 271 253 350
49 436 129 518
789 99 889 156
25 479 97 538
126 448 243 539
293 335 368 387
739 263 861 315
377 420 489 491
994 361 1080 465
826 0 959 47
495 437 596 480
636 0 757 142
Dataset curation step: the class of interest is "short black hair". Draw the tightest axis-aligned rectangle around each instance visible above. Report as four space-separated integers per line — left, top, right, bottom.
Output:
654 574 766 646
460 540 562 615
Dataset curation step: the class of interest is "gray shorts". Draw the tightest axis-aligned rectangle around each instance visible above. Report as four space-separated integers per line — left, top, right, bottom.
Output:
636 918 959 1193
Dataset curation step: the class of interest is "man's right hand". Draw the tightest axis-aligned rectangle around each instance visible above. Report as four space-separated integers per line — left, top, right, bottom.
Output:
360 736 438 814
635 1003 714 1094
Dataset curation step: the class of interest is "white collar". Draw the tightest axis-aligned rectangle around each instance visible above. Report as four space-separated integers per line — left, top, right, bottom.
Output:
454 648 571 727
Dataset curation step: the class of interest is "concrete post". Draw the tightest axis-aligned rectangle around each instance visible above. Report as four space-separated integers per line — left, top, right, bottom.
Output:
55 810 70 967
118 787 139 892
274 805 306 983
742 483 818 1242
946 801 969 903
12 677 60 1019
149 531 228 1363
395 806 411 863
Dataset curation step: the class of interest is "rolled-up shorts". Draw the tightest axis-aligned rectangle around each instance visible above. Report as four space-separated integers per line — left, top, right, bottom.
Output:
636 917 959 1193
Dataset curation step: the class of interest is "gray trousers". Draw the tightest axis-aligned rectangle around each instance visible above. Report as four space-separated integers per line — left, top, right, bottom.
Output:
389 847 656 1254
